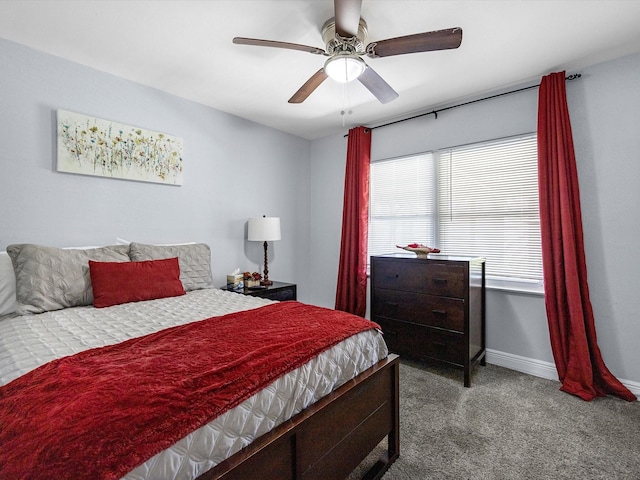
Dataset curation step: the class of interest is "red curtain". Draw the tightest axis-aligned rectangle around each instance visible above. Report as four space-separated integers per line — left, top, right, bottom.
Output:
335 126 371 316
537 72 635 401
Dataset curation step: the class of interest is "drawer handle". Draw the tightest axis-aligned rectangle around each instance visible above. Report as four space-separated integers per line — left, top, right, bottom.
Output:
432 309 447 315
432 278 448 284
432 341 447 347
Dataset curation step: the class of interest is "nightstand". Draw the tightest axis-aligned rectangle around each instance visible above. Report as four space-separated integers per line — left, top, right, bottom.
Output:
223 281 297 301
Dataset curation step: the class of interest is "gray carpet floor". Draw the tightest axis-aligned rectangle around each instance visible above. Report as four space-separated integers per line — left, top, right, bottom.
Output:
353 359 640 480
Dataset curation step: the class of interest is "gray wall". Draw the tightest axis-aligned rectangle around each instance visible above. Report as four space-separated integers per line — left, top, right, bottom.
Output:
308 53 640 388
0 38 311 296
568 53 640 386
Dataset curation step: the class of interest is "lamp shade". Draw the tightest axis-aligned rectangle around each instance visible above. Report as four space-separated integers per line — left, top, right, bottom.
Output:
248 217 281 242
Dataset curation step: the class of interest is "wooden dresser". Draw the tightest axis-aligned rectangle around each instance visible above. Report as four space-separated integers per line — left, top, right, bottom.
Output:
371 254 486 387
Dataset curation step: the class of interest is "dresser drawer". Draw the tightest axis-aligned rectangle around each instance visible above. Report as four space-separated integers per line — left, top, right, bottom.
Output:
372 288 465 332
376 318 464 366
422 328 465 366
372 260 466 298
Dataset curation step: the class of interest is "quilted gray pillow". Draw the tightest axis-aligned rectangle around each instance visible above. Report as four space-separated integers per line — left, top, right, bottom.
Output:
128 242 213 291
6 244 130 315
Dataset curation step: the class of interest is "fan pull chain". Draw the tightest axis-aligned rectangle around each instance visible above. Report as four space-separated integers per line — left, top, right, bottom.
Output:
340 82 353 127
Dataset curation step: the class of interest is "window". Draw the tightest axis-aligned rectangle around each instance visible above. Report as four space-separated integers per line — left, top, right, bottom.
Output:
368 134 542 292
369 153 435 258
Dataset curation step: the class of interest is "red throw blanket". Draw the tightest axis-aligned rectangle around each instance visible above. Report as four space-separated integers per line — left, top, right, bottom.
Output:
0 301 380 480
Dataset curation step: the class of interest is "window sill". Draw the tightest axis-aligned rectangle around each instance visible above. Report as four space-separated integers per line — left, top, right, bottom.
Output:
486 279 544 296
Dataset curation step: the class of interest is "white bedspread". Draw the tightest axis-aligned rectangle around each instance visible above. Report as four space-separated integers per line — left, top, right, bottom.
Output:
0 288 388 480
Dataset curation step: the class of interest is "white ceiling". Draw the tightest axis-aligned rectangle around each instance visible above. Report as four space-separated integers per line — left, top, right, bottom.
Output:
1 1 640 140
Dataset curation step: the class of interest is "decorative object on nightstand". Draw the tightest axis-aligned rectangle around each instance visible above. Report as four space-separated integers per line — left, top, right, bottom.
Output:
248 215 281 286
243 271 262 288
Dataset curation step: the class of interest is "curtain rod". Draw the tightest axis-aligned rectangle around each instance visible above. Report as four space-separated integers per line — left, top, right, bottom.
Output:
345 73 582 136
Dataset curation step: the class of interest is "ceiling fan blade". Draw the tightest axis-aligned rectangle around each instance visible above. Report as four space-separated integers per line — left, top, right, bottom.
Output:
233 37 325 55
366 27 463 57
334 0 363 37
357 65 399 104
288 69 329 104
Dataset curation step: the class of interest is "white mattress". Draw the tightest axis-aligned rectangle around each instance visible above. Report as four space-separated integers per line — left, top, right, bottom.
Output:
0 288 388 480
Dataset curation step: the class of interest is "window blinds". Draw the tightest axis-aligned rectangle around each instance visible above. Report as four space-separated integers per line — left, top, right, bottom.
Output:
368 153 435 258
368 134 542 284
436 134 541 281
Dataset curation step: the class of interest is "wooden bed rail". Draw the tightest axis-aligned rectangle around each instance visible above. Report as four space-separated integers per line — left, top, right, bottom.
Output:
201 354 400 480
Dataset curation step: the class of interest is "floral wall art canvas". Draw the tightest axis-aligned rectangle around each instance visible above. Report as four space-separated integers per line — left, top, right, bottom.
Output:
56 110 183 185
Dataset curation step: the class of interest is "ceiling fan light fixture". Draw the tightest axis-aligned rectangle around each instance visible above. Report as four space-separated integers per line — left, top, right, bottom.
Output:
324 54 366 83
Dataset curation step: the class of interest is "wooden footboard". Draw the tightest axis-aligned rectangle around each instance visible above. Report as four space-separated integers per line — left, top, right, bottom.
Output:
199 354 400 480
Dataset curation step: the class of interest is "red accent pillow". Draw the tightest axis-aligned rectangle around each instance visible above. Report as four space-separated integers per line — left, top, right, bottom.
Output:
89 258 186 308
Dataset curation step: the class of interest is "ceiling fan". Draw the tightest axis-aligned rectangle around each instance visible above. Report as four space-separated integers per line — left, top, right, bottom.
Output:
233 0 462 104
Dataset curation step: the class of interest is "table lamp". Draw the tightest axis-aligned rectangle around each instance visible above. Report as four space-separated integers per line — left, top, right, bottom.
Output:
248 216 281 286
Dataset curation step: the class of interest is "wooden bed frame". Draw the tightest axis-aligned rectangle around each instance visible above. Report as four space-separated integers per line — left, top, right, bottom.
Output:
199 354 400 480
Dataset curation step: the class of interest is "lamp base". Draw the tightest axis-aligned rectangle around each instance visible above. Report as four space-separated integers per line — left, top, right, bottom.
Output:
261 240 273 287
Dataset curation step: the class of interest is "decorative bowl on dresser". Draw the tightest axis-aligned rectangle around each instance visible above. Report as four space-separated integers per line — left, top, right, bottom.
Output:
370 253 485 387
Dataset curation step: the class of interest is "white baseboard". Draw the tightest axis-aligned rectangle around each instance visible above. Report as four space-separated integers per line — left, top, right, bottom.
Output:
485 349 640 399
486 349 559 381
624 379 640 398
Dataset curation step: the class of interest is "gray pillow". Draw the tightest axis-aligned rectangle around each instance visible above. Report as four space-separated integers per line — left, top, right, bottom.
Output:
128 242 213 291
6 244 130 315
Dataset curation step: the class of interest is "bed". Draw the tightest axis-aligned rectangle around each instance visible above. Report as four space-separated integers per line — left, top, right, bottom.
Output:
0 243 399 480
